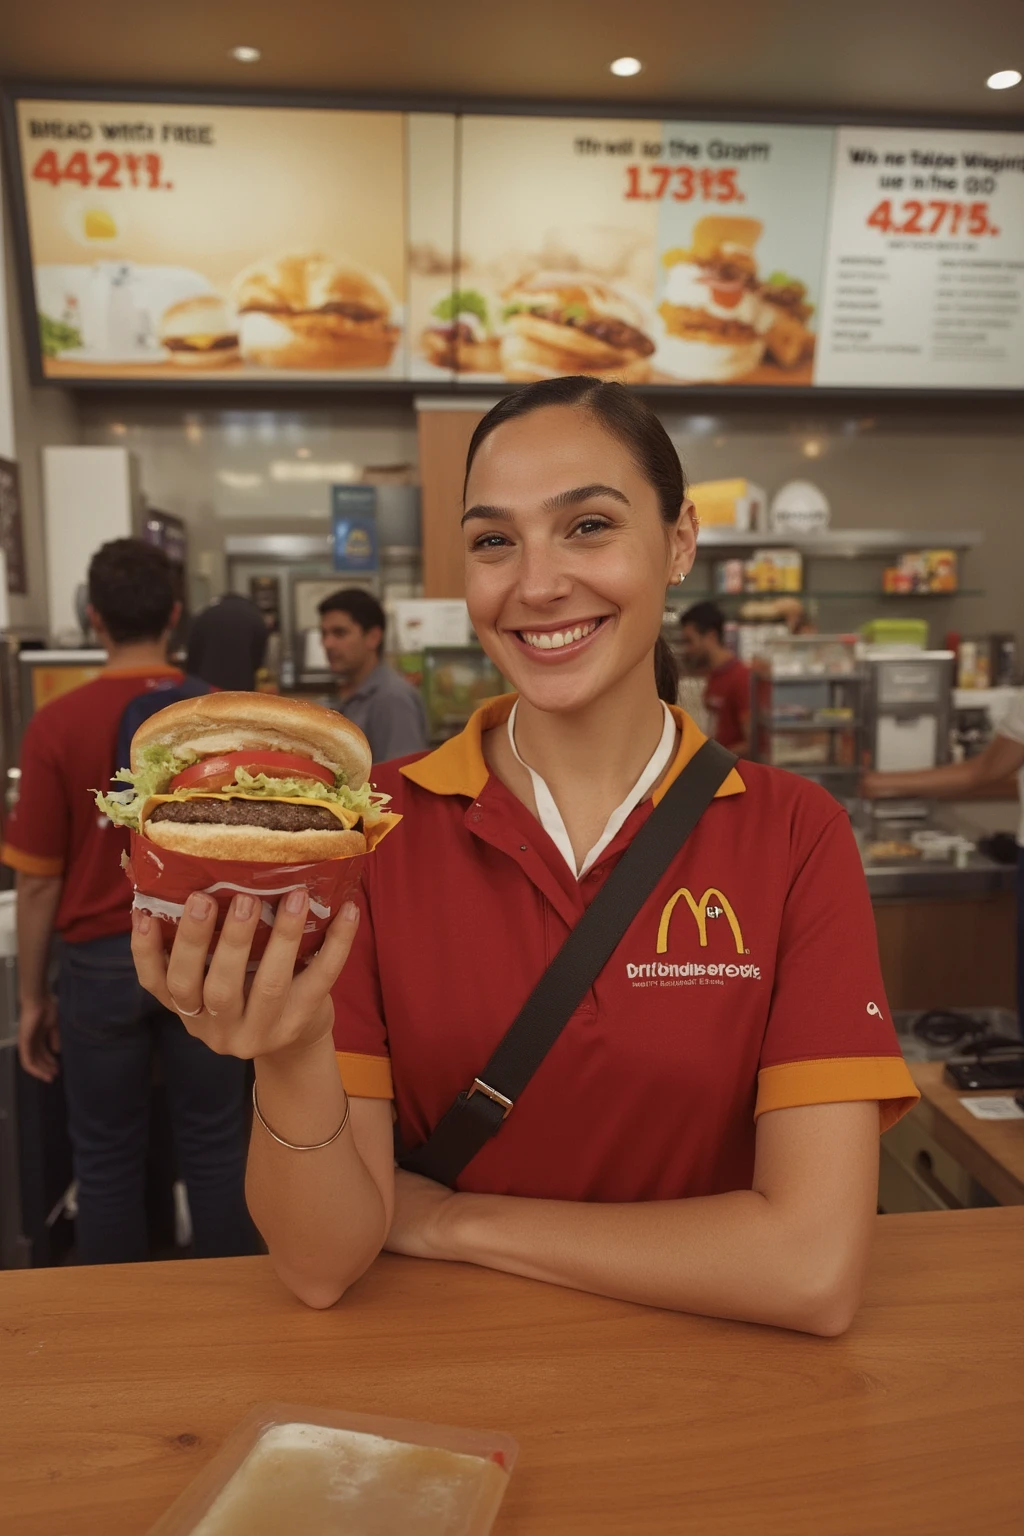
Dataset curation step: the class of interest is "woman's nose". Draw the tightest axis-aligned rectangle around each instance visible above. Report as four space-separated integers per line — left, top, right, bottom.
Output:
515 540 574 606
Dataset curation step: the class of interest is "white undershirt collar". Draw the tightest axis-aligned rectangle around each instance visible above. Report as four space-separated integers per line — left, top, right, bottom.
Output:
508 700 677 880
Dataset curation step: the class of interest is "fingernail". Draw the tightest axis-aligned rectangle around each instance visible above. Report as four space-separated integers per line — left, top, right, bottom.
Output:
341 901 359 924
187 893 214 920
137 912 151 936
284 888 307 914
233 894 255 920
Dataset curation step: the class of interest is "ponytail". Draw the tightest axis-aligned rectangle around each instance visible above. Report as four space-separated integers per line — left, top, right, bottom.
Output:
654 636 679 706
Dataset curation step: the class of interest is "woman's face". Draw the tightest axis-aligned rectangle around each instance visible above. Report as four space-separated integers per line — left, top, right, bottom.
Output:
463 405 695 715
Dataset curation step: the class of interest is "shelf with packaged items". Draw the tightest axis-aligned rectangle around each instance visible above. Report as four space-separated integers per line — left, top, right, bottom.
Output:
693 529 982 556
704 588 985 602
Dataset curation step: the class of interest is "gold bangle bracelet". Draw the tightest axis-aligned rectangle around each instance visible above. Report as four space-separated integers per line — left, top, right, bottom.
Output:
252 1081 350 1151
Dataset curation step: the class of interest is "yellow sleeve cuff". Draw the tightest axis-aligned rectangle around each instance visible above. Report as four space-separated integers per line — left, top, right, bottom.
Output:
1 844 64 877
756 1055 920 1133
336 1050 394 1100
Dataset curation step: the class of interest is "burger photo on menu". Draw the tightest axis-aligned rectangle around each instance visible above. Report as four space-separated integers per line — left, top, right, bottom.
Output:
158 293 241 370
231 252 400 371
657 216 816 383
96 693 399 961
499 272 656 383
420 289 501 373
657 217 769 383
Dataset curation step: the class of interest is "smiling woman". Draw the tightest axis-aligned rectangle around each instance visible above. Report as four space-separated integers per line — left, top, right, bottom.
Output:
133 377 919 1336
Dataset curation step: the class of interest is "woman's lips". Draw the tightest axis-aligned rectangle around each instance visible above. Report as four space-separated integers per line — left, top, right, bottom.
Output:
505 615 610 661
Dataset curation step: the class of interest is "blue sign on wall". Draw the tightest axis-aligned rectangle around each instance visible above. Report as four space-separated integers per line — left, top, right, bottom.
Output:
331 485 378 572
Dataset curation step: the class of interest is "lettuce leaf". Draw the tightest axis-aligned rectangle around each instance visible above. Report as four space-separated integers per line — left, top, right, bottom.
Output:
431 288 489 326
94 743 384 834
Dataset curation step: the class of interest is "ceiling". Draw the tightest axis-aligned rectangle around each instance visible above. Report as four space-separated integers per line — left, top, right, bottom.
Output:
1 0 1023 121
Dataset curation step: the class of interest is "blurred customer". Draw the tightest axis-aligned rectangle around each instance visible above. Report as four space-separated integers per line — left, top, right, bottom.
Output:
863 696 1024 1039
679 600 751 755
187 590 268 691
319 588 428 763
1 539 257 1263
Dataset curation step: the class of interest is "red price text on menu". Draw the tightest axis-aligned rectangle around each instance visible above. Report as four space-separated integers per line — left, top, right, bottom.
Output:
30 149 173 191
866 199 999 237
624 165 744 203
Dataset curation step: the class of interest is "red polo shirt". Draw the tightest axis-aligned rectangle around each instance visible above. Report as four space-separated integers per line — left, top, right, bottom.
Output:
2 665 184 944
704 656 751 751
332 696 917 1201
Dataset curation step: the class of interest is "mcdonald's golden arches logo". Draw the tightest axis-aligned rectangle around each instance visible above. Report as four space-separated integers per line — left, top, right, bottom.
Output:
657 887 745 955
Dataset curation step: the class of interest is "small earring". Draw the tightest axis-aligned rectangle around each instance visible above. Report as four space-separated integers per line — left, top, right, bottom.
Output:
675 572 686 585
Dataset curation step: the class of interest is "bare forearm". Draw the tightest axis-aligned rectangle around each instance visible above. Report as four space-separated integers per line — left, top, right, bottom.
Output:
16 875 62 1001
442 1188 866 1336
247 1035 389 1307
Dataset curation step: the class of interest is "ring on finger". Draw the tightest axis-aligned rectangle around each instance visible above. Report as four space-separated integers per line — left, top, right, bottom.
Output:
171 999 203 1018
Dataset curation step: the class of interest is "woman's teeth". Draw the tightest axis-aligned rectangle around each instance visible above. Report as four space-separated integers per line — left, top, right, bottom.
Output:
521 620 599 651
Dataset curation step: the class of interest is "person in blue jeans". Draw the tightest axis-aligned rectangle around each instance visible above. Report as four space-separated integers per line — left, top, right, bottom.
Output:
863 691 1024 1040
2 538 258 1263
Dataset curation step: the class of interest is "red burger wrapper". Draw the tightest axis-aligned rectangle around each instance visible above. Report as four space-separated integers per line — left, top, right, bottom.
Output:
124 813 399 963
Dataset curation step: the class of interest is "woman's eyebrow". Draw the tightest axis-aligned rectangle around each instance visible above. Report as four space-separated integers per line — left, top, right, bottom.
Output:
544 484 630 510
461 504 512 526
462 483 630 527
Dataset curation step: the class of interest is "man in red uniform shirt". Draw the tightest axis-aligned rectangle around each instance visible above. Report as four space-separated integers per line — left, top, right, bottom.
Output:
2 539 256 1264
680 601 751 756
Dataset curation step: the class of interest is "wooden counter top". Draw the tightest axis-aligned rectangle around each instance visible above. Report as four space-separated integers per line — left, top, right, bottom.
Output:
2 1209 1022 1535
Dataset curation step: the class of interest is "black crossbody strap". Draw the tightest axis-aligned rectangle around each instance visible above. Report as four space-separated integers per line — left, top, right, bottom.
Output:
397 737 737 1187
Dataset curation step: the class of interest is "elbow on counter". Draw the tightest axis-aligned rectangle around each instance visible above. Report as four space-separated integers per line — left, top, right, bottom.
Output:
274 1263 351 1311
782 1248 868 1338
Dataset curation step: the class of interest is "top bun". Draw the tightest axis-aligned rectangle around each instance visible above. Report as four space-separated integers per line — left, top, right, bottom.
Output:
232 252 395 318
503 271 648 330
159 293 236 340
131 692 372 784
665 217 764 265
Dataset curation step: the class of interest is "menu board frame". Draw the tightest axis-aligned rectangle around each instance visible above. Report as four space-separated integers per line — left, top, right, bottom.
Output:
3 83 1023 398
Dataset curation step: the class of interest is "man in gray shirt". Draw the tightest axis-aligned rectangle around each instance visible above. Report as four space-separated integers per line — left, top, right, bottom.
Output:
318 588 428 764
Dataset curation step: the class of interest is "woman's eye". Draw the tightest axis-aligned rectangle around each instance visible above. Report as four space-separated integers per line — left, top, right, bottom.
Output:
471 532 511 551
572 517 612 537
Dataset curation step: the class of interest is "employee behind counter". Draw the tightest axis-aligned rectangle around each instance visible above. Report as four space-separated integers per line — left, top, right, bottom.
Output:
864 691 1024 1039
134 376 918 1337
318 589 428 766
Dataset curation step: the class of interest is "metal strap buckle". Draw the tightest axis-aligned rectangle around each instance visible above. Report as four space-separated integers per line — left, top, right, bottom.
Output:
467 1078 514 1120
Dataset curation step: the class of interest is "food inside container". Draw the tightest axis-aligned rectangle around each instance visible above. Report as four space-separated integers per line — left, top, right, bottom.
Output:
96 693 399 961
146 1403 517 1536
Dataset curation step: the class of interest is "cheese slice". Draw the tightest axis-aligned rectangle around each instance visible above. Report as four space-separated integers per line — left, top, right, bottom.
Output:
140 791 363 831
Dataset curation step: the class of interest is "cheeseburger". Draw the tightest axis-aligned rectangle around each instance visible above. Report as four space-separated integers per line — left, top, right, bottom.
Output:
232 252 399 370
97 693 384 862
658 217 769 383
159 294 240 369
499 272 655 383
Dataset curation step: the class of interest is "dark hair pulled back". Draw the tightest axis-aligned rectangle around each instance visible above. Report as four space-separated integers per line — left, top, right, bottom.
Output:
464 376 686 704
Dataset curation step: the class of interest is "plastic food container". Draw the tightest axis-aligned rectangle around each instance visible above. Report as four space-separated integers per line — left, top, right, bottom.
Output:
146 1401 518 1536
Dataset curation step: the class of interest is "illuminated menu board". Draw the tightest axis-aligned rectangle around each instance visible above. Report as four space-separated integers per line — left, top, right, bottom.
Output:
5 93 1023 391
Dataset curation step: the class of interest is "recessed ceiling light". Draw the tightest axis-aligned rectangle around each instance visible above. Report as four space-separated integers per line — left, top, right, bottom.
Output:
610 57 642 78
986 69 1021 90
230 45 262 64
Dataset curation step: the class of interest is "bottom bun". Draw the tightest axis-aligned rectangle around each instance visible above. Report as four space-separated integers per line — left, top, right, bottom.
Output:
500 331 652 384
656 332 765 383
144 820 367 863
164 345 241 370
239 311 398 371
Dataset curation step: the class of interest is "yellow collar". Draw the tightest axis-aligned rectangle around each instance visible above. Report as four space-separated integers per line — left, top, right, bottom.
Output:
401 695 745 803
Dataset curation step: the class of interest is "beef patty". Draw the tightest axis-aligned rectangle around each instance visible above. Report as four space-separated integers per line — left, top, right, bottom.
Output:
149 798 348 833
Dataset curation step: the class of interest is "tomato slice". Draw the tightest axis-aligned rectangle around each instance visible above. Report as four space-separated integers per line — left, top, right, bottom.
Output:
169 751 335 794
